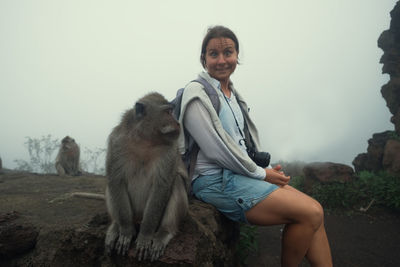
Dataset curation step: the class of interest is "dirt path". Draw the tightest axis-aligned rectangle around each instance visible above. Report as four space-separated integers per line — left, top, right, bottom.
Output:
248 209 400 267
0 171 107 232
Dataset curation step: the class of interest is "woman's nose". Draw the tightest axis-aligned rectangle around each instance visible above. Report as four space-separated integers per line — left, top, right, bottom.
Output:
216 54 226 64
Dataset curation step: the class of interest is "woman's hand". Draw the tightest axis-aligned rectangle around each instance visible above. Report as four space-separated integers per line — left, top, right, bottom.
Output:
264 164 290 186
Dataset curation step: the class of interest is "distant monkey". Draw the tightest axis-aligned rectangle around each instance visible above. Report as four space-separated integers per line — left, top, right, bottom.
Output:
55 136 82 176
104 92 189 261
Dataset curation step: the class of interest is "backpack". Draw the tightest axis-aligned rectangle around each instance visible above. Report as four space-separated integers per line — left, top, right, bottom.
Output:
172 76 220 120
171 77 221 179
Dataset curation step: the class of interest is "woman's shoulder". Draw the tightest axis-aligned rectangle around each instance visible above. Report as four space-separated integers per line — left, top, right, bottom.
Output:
185 80 204 91
183 80 208 100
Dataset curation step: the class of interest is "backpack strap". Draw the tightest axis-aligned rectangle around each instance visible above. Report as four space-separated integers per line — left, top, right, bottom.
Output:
192 76 221 113
186 77 221 180
188 144 200 180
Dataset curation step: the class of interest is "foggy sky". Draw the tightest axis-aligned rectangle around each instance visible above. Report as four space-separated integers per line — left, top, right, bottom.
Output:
0 0 397 170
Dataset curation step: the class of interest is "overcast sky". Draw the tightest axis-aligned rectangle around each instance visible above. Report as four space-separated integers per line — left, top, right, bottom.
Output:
0 0 397 170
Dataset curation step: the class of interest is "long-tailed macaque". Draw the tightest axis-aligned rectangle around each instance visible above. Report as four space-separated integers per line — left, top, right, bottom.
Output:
104 92 189 261
55 136 82 176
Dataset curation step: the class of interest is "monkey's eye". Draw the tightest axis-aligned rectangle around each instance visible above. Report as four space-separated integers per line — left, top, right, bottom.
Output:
164 104 174 114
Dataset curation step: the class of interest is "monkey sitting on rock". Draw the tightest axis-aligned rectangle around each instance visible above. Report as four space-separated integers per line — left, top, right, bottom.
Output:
55 136 82 176
104 92 190 261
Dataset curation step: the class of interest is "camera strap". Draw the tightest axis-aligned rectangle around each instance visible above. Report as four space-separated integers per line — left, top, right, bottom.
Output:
222 91 270 167
222 93 247 146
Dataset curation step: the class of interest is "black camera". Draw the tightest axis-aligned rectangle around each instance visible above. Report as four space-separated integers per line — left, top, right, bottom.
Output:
247 148 271 168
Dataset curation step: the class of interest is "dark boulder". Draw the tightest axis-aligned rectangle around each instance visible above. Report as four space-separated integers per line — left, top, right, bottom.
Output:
0 211 39 260
50 200 239 267
303 162 355 194
383 139 400 175
352 131 393 173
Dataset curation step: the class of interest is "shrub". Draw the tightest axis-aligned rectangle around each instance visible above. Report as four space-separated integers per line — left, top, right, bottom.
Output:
81 147 106 175
14 135 59 173
290 171 400 212
289 175 305 192
236 224 259 266
357 171 400 210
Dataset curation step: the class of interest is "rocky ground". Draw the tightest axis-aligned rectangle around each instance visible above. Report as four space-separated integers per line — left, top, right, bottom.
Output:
0 171 238 266
0 170 399 266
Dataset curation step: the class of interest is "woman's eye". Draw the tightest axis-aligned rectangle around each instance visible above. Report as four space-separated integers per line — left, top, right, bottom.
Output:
209 51 218 57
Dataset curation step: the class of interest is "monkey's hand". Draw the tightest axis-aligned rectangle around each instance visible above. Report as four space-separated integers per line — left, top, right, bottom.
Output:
135 234 152 261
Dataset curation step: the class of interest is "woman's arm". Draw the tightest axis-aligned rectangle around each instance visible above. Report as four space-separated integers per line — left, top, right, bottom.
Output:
183 99 266 179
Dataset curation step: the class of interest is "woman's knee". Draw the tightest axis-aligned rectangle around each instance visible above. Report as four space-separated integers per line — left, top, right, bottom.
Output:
305 200 324 231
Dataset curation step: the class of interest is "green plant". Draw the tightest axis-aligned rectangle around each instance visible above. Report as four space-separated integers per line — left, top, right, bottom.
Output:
357 171 400 210
388 131 400 142
306 171 400 212
288 169 400 212
289 175 305 192
236 224 259 266
311 181 361 210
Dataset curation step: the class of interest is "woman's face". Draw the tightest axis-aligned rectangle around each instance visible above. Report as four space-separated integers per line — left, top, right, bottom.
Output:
204 37 238 82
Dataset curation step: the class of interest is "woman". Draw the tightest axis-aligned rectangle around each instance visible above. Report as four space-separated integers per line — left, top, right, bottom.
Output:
178 25 332 267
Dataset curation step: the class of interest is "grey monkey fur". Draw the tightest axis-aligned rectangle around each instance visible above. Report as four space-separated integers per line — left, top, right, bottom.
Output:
104 92 189 261
55 136 82 176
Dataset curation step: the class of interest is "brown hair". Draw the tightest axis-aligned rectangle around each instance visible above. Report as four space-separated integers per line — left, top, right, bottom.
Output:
200 25 240 68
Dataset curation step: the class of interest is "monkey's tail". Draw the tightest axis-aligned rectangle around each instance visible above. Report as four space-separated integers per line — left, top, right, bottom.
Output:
71 192 105 200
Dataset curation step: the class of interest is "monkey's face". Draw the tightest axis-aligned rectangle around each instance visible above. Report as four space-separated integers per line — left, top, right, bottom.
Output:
61 136 78 150
131 93 180 143
158 106 180 139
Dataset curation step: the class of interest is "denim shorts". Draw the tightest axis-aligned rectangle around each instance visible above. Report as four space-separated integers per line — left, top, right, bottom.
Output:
192 169 279 223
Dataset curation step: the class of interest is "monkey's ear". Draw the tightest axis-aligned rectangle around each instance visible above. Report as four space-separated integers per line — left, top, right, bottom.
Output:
135 102 146 118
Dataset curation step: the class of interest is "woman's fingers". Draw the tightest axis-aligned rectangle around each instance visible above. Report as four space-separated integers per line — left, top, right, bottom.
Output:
265 168 291 186
273 164 282 171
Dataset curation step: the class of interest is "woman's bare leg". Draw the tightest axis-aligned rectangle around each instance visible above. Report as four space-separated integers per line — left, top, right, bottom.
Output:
245 185 332 267
283 186 332 266
305 221 332 266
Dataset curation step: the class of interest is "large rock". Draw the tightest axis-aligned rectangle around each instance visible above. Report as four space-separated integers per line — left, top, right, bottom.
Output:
303 162 355 194
0 211 39 260
352 131 393 173
354 2 400 174
47 200 239 267
383 139 400 174
378 1 400 134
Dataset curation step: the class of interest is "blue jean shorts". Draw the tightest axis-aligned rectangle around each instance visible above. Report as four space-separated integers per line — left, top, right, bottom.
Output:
192 169 279 223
